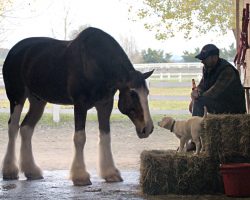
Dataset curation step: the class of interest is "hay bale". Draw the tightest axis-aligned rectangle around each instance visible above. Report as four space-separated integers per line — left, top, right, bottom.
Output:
202 114 250 163
140 150 223 195
140 114 250 195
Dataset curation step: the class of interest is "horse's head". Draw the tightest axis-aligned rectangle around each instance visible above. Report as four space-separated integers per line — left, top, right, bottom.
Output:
118 70 154 138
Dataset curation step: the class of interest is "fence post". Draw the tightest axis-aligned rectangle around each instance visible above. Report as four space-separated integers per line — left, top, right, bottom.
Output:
160 73 163 80
197 74 202 81
178 73 182 82
52 104 60 122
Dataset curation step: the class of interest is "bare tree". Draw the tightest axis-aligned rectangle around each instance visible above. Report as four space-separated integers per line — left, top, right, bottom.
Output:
119 35 142 63
69 24 90 40
50 0 74 40
0 0 13 43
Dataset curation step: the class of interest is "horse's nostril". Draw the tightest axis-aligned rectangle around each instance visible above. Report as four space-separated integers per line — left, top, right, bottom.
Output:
150 126 154 134
142 127 146 134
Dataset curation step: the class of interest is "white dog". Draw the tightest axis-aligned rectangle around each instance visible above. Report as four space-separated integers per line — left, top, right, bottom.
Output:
158 107 207 154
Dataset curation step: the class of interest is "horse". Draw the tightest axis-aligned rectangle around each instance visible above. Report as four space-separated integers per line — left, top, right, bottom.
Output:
2 27 154 186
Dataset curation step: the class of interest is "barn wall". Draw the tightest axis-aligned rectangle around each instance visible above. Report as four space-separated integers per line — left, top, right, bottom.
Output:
244 0 250 87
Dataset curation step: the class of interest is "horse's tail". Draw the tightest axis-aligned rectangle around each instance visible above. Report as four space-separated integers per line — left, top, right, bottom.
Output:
2 48 26 105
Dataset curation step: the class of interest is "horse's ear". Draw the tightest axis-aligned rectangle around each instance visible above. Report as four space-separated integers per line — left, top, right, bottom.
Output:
143 70 154 79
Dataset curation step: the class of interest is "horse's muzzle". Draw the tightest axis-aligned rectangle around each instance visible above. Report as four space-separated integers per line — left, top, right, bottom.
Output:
137 125 154 139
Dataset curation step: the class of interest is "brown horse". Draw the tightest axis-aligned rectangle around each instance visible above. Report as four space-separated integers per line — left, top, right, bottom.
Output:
2 27 154 186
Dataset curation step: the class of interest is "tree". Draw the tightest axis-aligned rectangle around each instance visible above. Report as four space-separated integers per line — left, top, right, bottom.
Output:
69 24 90 39
0 0 12 15
181 48 200 62
141 48 172 63
50 0 73 40
119 35 143 63
220 43 236 61
0 0 13 42
128 0 239 40
181 43 236 62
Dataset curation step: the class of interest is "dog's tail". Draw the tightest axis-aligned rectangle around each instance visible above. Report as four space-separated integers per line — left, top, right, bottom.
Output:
203 106 208 118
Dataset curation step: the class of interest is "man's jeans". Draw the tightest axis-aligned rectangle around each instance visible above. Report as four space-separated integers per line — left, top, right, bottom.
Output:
192 96 231 117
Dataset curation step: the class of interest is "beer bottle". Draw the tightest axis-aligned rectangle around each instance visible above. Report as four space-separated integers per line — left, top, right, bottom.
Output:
192 79 197 90
189 79 197 113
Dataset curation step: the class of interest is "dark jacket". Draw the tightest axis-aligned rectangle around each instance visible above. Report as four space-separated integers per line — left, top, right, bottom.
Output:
198 58 246 114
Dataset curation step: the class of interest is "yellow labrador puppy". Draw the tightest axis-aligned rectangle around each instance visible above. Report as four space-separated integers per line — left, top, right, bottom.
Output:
158 107 207 154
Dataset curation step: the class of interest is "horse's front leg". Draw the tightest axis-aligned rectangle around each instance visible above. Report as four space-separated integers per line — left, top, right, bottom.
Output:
70 104 91 186
95 99 123 182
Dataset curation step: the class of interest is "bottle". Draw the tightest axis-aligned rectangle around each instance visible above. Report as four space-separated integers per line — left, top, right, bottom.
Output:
192 79 197 90
189 79 197 113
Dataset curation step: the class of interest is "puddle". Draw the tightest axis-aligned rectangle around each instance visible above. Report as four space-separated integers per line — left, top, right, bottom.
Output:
1 183 17 191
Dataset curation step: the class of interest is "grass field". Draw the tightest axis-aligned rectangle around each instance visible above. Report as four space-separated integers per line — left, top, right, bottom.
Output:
0 86 191 129
0 87 190 109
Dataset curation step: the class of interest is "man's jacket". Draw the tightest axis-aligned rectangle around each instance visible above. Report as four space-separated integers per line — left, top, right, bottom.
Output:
197 58 246 113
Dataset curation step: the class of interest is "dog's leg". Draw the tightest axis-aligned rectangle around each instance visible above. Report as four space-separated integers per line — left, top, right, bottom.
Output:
193 137 201 155
178 138 186 152
200 137 204 152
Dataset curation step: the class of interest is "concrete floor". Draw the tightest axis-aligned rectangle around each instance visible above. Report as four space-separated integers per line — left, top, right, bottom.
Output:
0 170 143 200
1 170 249 200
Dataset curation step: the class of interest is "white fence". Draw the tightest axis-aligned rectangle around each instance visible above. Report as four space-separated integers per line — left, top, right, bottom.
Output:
134 62 202 70
0 62 202 87
150 72 202 82
0 63 202 121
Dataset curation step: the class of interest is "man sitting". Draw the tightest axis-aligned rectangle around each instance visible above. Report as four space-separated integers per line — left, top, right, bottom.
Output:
188 44 246 151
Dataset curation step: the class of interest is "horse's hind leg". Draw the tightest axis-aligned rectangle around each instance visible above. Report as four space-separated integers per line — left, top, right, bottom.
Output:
2 100 25 180
19 95 46 180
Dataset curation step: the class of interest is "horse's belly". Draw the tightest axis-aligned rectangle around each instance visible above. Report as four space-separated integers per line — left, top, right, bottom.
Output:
30 88 73 105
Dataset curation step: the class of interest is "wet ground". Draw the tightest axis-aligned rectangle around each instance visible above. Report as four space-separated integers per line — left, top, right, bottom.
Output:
0 110 249 199
1 170 250 200
0 170 142 200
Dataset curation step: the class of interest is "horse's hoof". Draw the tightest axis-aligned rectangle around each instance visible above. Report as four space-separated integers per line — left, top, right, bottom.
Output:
73 178 92 186
25 174 44 180
23 167 43 180
105 174 123 182
2 165 19 180
2 168 19 180
3 174 19 180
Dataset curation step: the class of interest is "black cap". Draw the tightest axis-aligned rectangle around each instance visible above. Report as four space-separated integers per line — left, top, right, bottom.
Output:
195 44 219 60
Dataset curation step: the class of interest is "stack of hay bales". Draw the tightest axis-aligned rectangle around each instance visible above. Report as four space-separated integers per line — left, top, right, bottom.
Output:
140 114 250 195
140 150 223 195
203 114 250 163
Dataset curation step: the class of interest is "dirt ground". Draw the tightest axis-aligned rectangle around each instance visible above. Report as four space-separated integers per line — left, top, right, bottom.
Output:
0 120 179 172
1 120 250 199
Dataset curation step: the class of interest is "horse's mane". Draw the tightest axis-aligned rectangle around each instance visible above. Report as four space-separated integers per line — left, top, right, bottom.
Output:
74 27 135 73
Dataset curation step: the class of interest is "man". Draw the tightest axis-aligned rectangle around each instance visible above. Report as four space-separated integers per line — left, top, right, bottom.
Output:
191 44 246 116
187 44 246 151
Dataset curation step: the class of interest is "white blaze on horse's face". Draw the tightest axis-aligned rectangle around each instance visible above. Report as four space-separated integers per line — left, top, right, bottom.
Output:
117 70 154 138
132 87 154 138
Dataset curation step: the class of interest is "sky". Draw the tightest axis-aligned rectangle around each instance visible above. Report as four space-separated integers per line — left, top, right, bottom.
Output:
1 0 236 58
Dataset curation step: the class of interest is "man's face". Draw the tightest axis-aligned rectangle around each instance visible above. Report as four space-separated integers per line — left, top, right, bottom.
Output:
201 55 218 69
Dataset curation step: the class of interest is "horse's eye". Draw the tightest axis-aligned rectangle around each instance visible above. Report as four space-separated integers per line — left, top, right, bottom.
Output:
130 90 137 97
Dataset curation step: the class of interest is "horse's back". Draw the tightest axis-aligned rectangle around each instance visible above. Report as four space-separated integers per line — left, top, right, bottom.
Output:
3 37 69 104
3 27 134 105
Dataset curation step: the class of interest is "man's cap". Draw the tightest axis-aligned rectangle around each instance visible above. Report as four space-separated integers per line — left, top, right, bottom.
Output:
195 44 219 60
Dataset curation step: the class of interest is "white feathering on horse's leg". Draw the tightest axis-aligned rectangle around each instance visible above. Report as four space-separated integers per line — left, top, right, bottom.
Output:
20 125 43 180
2 105 23 180
70 130 91 186
98 130 123 182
